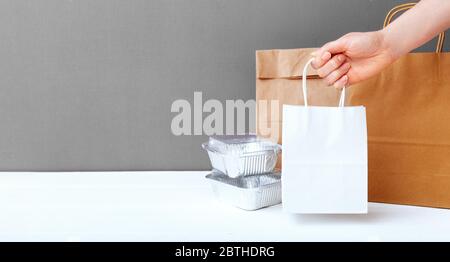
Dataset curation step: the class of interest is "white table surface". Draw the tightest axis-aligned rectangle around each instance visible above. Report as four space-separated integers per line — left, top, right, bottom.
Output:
0 171 449 242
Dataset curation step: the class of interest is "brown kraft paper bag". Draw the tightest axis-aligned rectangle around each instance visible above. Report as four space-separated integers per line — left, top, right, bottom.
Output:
256 3 450 209
347 2 450 209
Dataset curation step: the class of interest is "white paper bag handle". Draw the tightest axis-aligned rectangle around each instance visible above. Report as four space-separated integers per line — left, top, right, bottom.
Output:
302 58 346 107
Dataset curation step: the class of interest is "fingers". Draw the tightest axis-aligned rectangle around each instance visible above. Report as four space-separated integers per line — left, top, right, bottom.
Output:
311 34 353 89
312 38 348 69
324 61 350 86
312 51 331 69
334 75 349 89
317 54 347 78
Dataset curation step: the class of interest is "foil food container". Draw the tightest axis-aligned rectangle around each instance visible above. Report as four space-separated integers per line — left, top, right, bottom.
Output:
206 171 281 211
202 135 281 178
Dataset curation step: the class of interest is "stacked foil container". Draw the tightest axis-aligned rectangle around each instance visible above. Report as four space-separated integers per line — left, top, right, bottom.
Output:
202 135 282 210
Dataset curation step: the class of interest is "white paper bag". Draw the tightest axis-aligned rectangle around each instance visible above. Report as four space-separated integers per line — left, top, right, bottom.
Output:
282 58 368 214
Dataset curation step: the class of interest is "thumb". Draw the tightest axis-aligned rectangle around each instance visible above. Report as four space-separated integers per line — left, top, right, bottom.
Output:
322 37 349 54
312 38 349 69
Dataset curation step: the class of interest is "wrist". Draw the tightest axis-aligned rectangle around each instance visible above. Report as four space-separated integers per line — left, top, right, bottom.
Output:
378 28 401 63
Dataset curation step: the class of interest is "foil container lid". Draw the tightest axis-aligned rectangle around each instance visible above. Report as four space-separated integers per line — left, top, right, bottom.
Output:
206 170 281 189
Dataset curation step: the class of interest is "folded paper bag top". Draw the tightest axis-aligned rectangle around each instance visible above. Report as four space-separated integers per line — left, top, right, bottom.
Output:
282 58 368 214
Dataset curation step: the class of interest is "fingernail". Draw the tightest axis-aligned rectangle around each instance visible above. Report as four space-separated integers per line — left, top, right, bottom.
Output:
334 75 348 89
311 51 316 56
337 55 344 62
342 75 348 84
321 52 331 60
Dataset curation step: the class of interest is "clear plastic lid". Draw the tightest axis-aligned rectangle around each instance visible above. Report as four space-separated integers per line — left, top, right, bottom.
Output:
204 134 281 155
210 134 259 145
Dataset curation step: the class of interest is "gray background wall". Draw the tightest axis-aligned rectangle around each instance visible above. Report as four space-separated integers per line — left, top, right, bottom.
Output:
0 0 444 171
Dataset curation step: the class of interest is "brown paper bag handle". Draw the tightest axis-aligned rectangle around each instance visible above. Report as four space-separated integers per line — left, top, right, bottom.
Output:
302 58 345 107
383 2 445 53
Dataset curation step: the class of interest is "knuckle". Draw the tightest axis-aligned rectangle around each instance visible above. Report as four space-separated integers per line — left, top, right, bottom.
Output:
330 59 338 68
335 55 344 64
317 69 326 78
312 59 322 69
338 65 348 74
325 75 335 85
331 71 340 80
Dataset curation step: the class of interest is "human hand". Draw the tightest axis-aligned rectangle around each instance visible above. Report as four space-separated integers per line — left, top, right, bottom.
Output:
312 30 394 88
